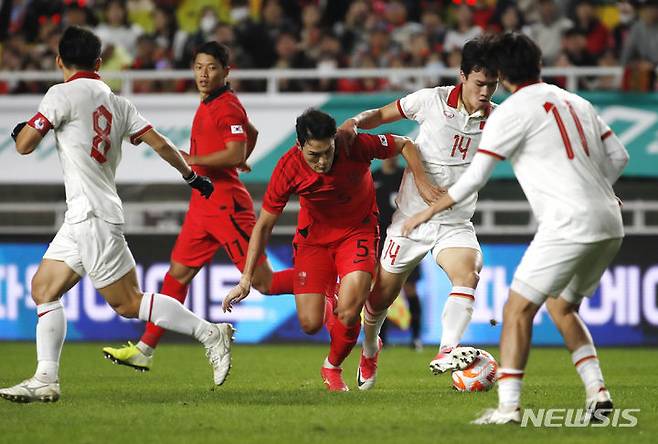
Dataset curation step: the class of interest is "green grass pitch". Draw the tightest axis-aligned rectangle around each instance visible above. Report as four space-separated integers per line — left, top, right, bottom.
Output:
0 343 655 444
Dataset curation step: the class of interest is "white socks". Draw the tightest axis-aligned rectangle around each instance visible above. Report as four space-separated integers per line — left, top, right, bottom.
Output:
497 368 524 408
136 341 155 357
362 300 387 358
440 286 475 349
572 344 606 397
35 301 66 383
138 293 216 347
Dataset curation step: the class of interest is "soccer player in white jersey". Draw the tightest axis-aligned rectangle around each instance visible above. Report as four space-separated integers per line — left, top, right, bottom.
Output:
337 36 499 390
0 26 236 403
402 32 629 424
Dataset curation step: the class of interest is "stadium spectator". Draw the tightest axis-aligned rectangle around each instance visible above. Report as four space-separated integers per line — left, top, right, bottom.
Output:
571 0 610 58
523 0 573 66
274 31 316 92
95 0 143 58
333 0 372 54
62 0 97 28
621 0 658 91
180 6 222 70
385 0 423 49
420 8 447 54
489 3 525 34
443 4 483 53
150 5 188 69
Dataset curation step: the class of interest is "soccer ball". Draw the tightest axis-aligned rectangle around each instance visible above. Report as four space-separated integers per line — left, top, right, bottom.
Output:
451 349 498 392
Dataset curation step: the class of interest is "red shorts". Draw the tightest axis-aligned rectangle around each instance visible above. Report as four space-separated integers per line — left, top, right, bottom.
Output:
171 207 266 270
292 227 379 295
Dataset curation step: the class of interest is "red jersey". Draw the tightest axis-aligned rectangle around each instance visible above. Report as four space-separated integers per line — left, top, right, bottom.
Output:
263 133 396 244
189 85 253 215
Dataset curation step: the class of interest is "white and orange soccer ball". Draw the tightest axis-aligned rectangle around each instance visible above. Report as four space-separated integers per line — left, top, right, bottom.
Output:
451 349 498 392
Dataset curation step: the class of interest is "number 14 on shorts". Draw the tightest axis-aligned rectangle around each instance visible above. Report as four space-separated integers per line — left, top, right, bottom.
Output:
383 239 400 266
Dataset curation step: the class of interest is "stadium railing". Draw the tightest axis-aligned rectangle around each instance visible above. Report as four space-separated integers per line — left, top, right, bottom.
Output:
0 66 625 95
1 200 657 236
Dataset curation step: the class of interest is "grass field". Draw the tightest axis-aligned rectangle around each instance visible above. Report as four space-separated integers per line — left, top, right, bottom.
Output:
0 343 655 444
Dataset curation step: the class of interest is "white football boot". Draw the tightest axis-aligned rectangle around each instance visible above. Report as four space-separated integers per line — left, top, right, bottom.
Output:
0 377 61 403
586 388 614 422
429 346 479 374
472 406 521 425
205 323 235 386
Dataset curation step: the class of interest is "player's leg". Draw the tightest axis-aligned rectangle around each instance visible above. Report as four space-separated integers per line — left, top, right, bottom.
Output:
403 268 422 350
546 238 622 417
216 209 294 295
85 217 233 385
104 212 212 369
98 267 235 385
363 217 431 359
427 223 483 373
475 233 580 424
0 221 84 403
0 259 81 403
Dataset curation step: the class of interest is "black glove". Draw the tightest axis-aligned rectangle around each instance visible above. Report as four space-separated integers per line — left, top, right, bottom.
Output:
11 122 27 142
184 171 214 199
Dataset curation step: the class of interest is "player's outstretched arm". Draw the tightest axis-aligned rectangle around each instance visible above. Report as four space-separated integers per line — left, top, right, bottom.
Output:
223 209 280 313
13 123 43 155
395 135 444 205
402 151 500 235
336 101 403 147
139 128 214 198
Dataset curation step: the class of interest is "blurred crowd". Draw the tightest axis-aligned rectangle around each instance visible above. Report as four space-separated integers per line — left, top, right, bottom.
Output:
1 0 658 94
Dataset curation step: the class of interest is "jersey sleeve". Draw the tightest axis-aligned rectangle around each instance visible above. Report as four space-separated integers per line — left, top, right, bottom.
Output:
28 86 70 136
397 88 433 123
215 104 248 144
262 156 295 214
477 105 525 160
121 97 153 145
349 133 397 162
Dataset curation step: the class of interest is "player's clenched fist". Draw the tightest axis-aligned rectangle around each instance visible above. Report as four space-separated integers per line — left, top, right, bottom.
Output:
184 171 214 199
223 280 251 312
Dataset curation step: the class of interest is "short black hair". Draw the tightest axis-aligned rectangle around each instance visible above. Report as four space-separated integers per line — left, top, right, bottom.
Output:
490 32 542 84
194 41 230 67
461 34 497 77
295 109 336 147
58 26 101 70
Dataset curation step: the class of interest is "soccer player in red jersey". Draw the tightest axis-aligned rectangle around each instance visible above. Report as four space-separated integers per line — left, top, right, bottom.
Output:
222 109 435 391
102 42 294 371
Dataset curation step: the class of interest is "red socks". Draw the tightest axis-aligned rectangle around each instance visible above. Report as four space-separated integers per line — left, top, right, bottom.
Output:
140 273 189 348
267 268 294 295
328 318 361 367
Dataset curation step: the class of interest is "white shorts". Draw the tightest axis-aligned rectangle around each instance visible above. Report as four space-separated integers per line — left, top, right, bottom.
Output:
380 210 481 274
511 230 622 305
43 217 136 289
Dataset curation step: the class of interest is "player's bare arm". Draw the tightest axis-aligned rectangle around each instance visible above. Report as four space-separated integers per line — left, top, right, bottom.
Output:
140 128 214 198
401 152 499 235
395 135 444 205
223 208 279 312
13 124 43 155
185 140 247 169
336 101 402 146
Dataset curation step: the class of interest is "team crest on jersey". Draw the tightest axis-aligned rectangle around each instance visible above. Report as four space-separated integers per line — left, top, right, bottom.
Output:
230 125 244 134
443 110 455 119
378 134 388 146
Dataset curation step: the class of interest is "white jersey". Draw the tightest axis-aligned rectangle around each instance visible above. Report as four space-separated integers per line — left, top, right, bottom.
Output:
395 84 495 223
28 72 151 224
478 82 624 242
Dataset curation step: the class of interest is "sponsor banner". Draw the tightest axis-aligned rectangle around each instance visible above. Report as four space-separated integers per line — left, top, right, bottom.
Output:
1 92 657 183
1 237 657 345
